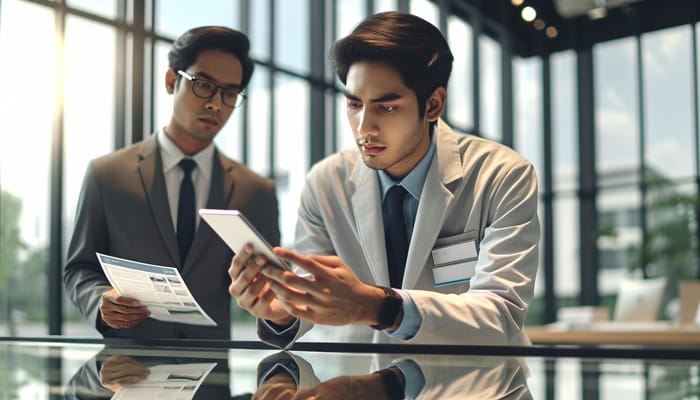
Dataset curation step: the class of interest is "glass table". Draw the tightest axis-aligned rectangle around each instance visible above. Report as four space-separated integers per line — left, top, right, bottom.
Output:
2 336 699 399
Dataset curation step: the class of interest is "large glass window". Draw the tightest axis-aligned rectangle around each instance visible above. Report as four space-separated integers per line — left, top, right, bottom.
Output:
551 51 580 305
0 0 56 336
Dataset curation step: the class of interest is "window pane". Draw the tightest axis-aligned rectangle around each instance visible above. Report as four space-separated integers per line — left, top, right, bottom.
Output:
250 0 270 60
479 34 502 141
247 66 271 176
155 0 240 38
552 51 578 192
274 75 309 246
335 93 356 152
153 41 171 134
446 15 473 130
335 0 366 40
554 196 581 304
642 26 694 180
594 37 639 184
410 0 438 25
67 0 118 19
644 183 698 300
513 56 543 182
62 16 117 336
374 0 397 13
274 0 309 74
0 0 55 336
597 188 642 297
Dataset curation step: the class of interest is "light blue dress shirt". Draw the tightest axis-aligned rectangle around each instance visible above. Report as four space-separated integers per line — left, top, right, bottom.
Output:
377 135 436 341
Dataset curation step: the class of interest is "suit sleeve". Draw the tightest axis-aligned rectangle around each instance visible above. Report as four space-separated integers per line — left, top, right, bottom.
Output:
408 161 540 345
63 161 114 334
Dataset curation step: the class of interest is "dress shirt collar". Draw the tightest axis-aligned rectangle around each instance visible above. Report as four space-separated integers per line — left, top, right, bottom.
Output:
378 132 436 201
156 127 215 180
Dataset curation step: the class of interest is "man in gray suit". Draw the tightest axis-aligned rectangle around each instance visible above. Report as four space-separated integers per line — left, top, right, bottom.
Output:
64 26 279 340
229 12 539 348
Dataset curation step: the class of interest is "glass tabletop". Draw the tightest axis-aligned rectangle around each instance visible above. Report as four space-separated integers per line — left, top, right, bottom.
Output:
2 337 699 399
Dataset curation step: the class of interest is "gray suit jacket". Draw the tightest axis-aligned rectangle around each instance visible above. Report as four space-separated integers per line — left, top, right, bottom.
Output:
64 134 280 339
260 120 539 347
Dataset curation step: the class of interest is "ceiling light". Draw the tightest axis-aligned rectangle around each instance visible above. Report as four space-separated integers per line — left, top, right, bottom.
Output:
534 19 546 30
511 0 525 6
546 26 558 38
521 6 537 22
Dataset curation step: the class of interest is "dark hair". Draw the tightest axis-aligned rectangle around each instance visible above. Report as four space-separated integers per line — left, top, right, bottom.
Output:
168 26 255 89
330 12 453 117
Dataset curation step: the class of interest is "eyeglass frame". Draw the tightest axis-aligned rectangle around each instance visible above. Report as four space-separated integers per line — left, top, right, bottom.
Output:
176 70 247 108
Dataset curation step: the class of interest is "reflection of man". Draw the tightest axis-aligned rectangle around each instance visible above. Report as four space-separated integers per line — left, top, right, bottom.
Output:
230 11 539 347
64 347 233 399
255 351 531 399
64 26 279 339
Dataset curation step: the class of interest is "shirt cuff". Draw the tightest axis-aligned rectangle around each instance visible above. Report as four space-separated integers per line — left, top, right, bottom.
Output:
385 290 421 340
391 359 425 399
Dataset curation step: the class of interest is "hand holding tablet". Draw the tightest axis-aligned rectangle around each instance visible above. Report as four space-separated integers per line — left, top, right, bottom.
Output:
199 209 290 270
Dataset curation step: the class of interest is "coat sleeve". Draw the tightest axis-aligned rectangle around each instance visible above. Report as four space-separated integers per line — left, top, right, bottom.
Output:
63 161 114 334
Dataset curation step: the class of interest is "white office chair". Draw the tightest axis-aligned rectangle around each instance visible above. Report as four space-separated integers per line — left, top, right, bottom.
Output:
613 276 667 322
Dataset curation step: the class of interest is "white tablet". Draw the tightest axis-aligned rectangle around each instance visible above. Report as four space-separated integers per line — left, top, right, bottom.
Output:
199 209 289 270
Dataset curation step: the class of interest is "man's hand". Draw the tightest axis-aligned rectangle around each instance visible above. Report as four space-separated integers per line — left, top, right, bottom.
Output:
253 368 298 400
99 288 150 329
291 372 393 400
261 248 387 327
99 355 150 393
229 243 296 327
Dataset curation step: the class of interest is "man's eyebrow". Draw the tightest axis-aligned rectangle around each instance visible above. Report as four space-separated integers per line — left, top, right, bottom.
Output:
342 91 403 103
193 71 242 88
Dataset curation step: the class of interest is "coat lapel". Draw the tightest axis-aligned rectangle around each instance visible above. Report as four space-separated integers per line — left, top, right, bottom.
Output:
137 135 181 267
403 122 464 289
350 158 389 286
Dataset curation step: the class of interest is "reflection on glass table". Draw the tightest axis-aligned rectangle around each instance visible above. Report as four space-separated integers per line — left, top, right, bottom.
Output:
1 339 699 399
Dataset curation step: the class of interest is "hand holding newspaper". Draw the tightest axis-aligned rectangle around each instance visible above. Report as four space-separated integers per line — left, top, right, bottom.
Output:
97 253 217 326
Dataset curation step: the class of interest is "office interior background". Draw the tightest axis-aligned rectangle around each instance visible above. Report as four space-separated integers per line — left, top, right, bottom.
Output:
1 0 699 337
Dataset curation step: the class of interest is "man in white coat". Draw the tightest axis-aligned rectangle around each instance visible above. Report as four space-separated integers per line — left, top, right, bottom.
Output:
228 11 540 349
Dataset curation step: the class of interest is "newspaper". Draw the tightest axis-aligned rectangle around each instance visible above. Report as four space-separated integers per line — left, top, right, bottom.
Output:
97 253 217 326
110 362 218 400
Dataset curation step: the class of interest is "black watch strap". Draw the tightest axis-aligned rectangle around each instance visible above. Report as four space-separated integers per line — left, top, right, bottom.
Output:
371 286 403 330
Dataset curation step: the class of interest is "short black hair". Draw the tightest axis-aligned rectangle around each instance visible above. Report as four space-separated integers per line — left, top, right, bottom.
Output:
330 12 453 117
168 26 254 89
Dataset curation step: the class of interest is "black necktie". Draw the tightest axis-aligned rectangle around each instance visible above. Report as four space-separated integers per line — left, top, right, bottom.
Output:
177 159 197 262
384 185 409 288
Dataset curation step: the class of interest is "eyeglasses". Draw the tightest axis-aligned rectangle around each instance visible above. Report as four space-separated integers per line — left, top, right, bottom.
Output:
177 70 246 108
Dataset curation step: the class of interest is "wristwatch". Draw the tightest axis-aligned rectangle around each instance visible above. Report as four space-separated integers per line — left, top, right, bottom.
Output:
371 286 403 330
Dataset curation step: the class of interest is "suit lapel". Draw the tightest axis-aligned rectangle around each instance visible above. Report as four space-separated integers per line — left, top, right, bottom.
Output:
403 122 463 289
182 149 234 273
137 135 181 267
350 159 389 286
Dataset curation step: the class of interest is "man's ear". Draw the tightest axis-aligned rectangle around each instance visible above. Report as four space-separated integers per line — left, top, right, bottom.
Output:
425 86 447 122
165 68 177 94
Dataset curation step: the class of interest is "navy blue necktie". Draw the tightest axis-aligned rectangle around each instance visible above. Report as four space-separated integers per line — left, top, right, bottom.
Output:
384 185 409 288
177 159 197 262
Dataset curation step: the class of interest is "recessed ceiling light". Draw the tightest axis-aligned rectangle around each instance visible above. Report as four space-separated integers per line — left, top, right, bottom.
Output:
521 6 537 22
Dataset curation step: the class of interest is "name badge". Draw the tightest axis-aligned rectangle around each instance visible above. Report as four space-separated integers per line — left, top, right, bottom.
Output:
431 240 477 287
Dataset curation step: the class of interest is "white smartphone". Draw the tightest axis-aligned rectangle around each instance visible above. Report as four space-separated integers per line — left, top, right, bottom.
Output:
199 209 289 270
